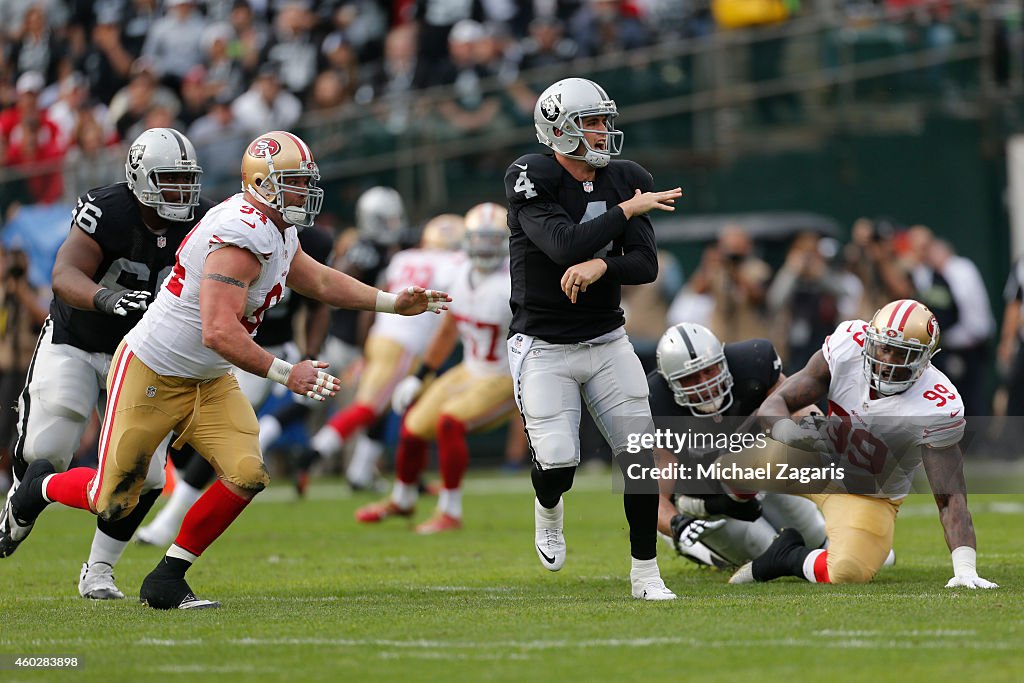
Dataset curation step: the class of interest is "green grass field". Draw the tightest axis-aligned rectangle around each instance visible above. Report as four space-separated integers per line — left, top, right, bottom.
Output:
1 471 1022 682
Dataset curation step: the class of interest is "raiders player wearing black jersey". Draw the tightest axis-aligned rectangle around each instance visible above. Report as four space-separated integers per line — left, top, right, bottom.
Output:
0 129 208 600
134 224 334 547
505 77 682 600
649 323 825 569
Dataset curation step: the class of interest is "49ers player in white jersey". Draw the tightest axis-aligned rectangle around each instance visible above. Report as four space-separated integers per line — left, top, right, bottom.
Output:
3 130 450 609
357 203 516 532
729 299 998 589
300 214 465 478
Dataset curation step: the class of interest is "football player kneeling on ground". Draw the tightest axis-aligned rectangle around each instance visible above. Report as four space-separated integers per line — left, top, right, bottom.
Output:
649 323 829 569
0 130 451 609
728 299 997 588
356 202 517 533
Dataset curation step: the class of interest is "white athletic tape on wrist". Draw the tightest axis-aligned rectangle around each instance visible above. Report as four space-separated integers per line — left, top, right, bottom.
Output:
951 546 977 577
267 357 293 385
375 290 399 313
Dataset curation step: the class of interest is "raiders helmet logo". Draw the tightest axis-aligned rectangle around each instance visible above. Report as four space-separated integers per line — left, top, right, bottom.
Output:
128 144 145 169
540 94 561 122
248 137 281 158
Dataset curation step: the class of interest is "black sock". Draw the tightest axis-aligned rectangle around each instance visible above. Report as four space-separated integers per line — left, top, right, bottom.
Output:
152 555 192 580
616 449 658 561
752 529 811 582
97 489 162 542
531 464 576 509
16 463 53 521
182 453 216 489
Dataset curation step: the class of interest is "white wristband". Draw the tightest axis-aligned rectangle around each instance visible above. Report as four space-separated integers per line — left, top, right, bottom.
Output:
375 290 398 313
266 357 293 385
951 546 977 577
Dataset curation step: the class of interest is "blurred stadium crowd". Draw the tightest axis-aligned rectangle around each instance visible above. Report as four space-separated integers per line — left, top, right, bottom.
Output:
1 0 1022 488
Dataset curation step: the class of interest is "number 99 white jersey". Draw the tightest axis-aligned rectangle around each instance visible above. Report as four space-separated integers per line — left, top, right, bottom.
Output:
822 320 966 497
127 193 299 379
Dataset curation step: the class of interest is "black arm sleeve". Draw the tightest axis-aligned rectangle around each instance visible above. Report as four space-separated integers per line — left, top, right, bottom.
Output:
517 201 628 265
600 216 658 284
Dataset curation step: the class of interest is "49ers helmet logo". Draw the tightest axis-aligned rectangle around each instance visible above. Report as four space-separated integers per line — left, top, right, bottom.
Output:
247 137 281 158
927 315 939 339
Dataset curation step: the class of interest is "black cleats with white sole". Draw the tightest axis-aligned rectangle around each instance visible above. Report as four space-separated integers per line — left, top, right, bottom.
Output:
0 459 54 558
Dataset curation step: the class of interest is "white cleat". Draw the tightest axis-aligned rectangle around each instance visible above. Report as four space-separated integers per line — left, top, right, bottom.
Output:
631 577 677 601
534 498 566 571
134 523 174 547
729 562 756 584
79 562 126 600
883 548 896 568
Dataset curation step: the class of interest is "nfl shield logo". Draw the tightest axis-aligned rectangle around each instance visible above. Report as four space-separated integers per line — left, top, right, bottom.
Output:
157 235 167 248
583 181 594 193
146 386 157 398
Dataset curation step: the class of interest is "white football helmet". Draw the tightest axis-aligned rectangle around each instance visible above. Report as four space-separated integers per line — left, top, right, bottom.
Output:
534 77 622 168
125 128 202 221
656 323 734 417
463 202 509 272
863 299 940 395
241 130 324 228
356 186 406 245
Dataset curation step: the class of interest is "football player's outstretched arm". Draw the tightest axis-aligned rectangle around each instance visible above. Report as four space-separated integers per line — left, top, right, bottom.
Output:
200 246 337 401
922 444 998 588
755 350 831 429
286 247 450 316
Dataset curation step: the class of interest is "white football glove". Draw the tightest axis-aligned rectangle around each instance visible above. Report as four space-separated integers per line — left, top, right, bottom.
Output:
770 416 830 452
93 288 151 317
391 376 423 414
677 518 727 549
945 546 999 589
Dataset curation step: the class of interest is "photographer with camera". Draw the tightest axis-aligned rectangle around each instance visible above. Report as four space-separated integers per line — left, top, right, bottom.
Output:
0 246 48 493
843 217 915 321
688 225 772 343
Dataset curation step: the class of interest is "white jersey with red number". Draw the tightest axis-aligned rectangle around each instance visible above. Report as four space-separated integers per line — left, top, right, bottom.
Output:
449 258 512 377
126 193 298 379
368 248 464 356
822 319 966 498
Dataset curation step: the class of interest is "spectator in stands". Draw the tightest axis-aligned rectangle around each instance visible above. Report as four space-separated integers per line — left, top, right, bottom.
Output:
687 225 772 343
328 0 391 66
264 1 319 97
188 94 244 193
142 0 207 89
8 4 64 84
518 16 578 71
4 114 65 204
767 232 859 372
231 65 302 134
120 0 161 59
107 58 181 140
843 216 915 320
361 24 430 134
62 113 121 202
0 0 68 42
999 255 1024 424
46 72 97 149
228 0 271 79
319 31 361 106
0 71 60 149
202 23 246 102
920 238 994 417
623 250 684 373
178 66 212 128
432 20 503 135
78 14 134 105
570 0 651 58
414 0 477 67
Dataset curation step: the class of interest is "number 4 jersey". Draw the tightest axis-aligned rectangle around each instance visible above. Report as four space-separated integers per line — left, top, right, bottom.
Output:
823 319 966 497
50 182 215 354
126 193 299 379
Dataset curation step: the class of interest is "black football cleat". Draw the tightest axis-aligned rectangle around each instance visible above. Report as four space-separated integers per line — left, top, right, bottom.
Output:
731 528 810 584
0 459 54 558
140 571 220 610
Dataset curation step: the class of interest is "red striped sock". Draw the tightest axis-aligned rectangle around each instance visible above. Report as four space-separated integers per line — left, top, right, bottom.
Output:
437 415 469 490
394 424 428 485
42 467 94 511
806 549 830 583
326 403 376 440
173 480 251 557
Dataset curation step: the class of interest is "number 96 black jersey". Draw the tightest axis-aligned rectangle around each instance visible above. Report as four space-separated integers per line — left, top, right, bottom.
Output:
504 153 659 344
49 182 216 354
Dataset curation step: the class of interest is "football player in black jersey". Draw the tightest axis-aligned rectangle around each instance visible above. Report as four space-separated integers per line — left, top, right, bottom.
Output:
649 323 826 569
0 128 209 600
504 77 682 600
134 224 334 546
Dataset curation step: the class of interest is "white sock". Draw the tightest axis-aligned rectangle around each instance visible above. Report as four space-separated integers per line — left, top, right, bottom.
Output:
630 557 660 582
803 548 827 582
166 543 198 564
346 435 383 487
391 481 418 510
258 415 283 451
883 548 896 567
534 497 563 527
147 481 203 540
88 529 128 567
311 425 343 457
438 488 462 518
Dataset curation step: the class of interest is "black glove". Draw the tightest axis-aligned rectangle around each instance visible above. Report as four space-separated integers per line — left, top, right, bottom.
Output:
93 288 151 317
